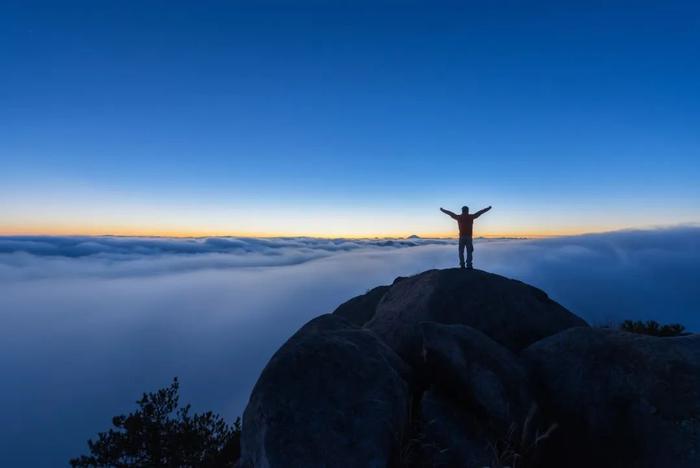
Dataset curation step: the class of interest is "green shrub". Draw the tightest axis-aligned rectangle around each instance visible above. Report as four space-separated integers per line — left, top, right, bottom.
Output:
620 320 685 337
70 378 241 467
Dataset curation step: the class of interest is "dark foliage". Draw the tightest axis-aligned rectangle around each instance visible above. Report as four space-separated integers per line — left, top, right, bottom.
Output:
70 378 240 467
620 320 686 337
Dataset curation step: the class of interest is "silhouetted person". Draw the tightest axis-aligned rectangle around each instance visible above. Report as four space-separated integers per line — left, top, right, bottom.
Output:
440 205 492 269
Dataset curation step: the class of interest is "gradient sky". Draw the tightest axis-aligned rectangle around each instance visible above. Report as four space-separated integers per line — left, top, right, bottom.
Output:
2 0 699 237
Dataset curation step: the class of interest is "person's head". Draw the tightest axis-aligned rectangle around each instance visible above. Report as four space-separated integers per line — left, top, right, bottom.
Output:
462 206 469 214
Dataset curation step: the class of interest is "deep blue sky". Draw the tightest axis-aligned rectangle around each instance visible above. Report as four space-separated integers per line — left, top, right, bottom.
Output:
2 0 699 236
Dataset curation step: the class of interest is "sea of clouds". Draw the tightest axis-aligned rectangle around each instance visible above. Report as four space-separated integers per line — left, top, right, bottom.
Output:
1 226 699 466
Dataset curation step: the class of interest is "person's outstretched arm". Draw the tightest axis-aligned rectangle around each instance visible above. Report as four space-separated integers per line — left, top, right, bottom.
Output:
473 206 492 218
440 207 458 219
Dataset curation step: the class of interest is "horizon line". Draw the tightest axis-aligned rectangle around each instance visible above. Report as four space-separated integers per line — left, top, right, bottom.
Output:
1 223 696 240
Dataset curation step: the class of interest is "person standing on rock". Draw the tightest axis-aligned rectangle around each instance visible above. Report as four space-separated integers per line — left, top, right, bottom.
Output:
440 205 492 269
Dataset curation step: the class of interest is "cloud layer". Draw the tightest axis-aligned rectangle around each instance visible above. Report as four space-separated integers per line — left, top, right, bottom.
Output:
0 235 453 279
0 227 698 466
0 235 453 259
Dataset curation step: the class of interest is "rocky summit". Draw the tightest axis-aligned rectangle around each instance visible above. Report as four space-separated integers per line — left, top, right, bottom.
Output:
239 269 700 468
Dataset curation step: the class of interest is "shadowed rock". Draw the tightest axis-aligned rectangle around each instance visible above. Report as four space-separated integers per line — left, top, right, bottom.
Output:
240 314 411 468
420 322 534 431
366 268 587 362
418 388 492 467
239 268 695 468
524 327 700 468
332 285 390 326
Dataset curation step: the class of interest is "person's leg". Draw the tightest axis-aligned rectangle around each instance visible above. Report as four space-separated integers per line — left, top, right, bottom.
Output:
458 237 466 268
466 239 474 269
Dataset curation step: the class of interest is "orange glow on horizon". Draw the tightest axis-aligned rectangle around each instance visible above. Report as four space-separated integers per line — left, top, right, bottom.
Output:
0 223 624 239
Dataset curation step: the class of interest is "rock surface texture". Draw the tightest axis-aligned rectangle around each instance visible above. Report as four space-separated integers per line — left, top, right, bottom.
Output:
240 314 411 468
332 284 390 326
367 269 587 361
420 322 534 431
241 268 697 468
524 327 700 468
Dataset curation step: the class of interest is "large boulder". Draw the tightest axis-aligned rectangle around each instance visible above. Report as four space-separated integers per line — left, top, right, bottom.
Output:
366 268 587 362
240 314 411 468
332 285 390 326
420 322 534 431
523 327 700 468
